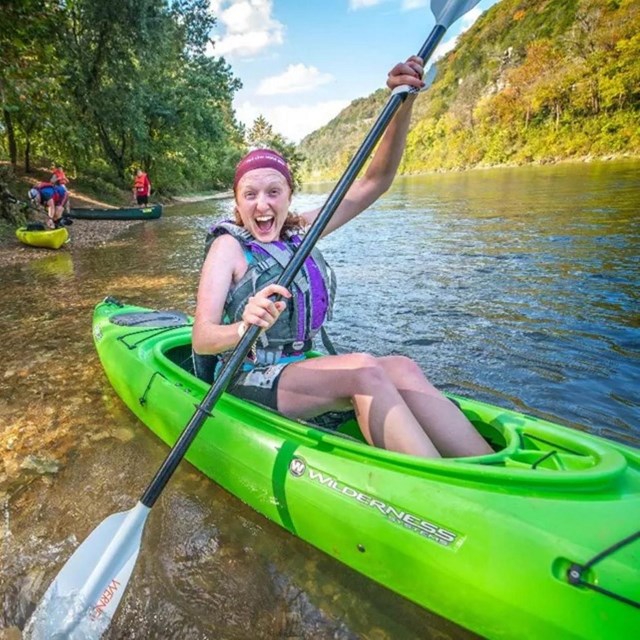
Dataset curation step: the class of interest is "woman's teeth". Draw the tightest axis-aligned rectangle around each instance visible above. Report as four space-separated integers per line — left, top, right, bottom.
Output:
256 216 274 232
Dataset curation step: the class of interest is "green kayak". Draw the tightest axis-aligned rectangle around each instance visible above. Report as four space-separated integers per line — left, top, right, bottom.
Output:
93 297 640 639
69 204 162 220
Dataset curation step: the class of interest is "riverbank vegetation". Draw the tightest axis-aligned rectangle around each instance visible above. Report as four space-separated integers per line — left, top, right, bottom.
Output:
300 0 640 180
1 0 245 199
0 0 307 217
2 0 638 208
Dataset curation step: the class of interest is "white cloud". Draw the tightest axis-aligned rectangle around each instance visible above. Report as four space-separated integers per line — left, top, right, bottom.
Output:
434 36 457 59
461 6 482 27
236 99 349 142
349 0 384 9
401 0 428 10
256 64 333 96
210 0 284 57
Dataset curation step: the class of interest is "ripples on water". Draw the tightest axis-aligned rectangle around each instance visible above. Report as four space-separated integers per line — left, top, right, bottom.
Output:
1 160 638 638
313 163 640 445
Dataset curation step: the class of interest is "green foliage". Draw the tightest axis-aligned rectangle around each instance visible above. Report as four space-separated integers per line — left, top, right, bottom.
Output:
300 0 640 180
300 89 388 180
0 0 244 193
0 164 31 226
0 0 65 168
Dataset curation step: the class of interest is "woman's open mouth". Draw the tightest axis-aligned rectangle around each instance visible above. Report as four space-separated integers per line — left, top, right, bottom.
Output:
255 215 275 234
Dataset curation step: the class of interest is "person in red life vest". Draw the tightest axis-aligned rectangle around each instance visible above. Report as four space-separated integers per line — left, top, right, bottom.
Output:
51 164 69 185
132 169 151 206
50 167 71 216
28 181 57 228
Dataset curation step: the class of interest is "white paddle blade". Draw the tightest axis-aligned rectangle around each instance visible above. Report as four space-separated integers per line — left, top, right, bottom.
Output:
25 502 150 640
431 0 482 28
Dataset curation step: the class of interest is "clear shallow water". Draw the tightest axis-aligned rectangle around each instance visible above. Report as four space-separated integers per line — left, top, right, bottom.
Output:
1 160 638 638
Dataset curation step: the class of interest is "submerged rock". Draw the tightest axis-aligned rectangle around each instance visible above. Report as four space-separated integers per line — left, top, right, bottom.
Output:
19 455 61 475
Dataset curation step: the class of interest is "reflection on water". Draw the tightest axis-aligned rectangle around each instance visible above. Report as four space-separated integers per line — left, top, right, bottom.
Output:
1 160 639 638
26 252 75 278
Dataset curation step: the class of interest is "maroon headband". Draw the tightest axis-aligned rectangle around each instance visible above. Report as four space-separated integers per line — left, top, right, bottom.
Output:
233 149 292 191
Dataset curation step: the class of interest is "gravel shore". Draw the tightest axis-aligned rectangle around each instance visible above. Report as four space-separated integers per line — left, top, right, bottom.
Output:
0 187 161 269
0 189 230 268
0 216 141 269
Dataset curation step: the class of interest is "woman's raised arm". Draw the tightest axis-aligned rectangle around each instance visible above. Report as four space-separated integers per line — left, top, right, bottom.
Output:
302 56 425 236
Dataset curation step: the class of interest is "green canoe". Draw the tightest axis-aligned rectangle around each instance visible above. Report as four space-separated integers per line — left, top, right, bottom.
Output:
69 204 162 220
93 297 640 640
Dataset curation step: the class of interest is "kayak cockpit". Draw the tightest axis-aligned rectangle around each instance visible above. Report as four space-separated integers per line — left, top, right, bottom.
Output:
98 303 635 486
162 340 368 442
160 337 635 486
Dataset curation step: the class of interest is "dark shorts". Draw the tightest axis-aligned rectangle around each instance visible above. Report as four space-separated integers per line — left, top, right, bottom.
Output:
192 352 349 431
136 194 149 205
228 361 354 432
228 362 290 410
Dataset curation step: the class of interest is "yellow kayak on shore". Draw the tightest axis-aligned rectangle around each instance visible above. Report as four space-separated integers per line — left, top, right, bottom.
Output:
16 225 69 250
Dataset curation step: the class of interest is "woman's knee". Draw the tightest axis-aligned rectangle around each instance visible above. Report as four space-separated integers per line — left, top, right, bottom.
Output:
380 354 425 380
343 352 390 393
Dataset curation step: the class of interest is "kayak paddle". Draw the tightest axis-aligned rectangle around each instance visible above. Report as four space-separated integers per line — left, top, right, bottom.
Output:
25 0 482 637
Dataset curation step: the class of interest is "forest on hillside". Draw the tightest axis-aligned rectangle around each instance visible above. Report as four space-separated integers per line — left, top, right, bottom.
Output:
300 0 640 180
3 0 638 196
0 0 246 195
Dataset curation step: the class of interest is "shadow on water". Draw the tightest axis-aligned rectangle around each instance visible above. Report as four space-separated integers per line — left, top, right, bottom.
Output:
1 160 639 638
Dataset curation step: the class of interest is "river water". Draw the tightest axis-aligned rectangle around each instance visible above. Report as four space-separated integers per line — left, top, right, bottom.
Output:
1 160 639 638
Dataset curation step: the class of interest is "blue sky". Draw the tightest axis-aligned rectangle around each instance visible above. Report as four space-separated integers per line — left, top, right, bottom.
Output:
209 0 501 142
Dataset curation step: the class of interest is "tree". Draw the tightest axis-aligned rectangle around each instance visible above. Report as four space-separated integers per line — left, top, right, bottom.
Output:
247 116 276 149
0 0 62 167
51 0 243 189
247 116 305 190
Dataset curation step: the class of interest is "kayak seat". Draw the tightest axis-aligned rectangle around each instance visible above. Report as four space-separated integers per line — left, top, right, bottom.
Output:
26 222 47 231
192 351 217 384
307 409 358 433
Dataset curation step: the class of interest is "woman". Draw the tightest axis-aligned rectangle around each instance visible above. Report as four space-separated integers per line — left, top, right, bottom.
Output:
193 57 492 459
50 176 70 224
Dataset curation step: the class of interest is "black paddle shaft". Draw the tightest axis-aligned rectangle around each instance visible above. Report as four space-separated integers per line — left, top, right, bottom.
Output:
140 24 448 508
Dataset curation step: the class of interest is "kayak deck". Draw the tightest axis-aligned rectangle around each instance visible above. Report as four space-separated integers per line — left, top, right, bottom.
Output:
69 204 162 220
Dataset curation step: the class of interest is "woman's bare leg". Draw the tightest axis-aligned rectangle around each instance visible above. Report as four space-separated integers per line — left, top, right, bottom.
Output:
277 353 441 458
378 355 493 457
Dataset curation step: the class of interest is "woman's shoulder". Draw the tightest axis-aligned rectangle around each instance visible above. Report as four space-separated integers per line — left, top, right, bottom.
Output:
205 220 246 256
206 229 246 258
211 231 243 249
202 234 247 283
